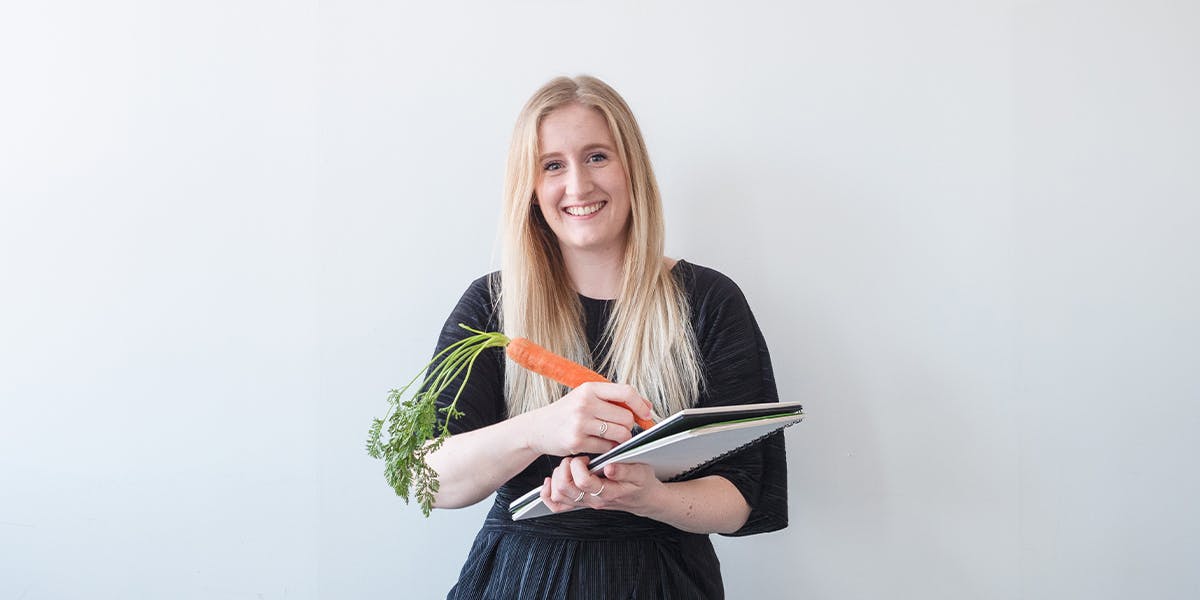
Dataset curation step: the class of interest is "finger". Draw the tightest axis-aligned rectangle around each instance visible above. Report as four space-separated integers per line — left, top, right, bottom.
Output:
585 416 634 446
603 463 624 481
550 458 583 505
540 477 570 513
582 382 654 421
604 462 650 482
568 457 603 495
588 400 637 431
569 430 620 455
550 458 572 500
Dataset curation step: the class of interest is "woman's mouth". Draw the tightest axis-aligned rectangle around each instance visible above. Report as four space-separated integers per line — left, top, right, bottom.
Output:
564 201 607 217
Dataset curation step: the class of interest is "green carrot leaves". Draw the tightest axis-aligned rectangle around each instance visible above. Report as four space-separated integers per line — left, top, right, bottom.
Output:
366 325 509 516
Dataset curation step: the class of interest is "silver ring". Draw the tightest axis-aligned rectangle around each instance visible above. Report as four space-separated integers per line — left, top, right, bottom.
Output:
589 483 605 497
598 420 609 436
573 490 586 503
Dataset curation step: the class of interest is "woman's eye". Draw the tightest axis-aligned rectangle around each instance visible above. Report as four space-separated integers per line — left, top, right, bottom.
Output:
587 153 607 164
543 161 564 172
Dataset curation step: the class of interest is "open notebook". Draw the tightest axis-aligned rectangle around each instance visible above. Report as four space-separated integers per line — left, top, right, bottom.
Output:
509 401 804 521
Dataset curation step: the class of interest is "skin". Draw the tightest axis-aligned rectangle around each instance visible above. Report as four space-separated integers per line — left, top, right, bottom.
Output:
533 102 631 300
426 103 750 535
424 381 652 507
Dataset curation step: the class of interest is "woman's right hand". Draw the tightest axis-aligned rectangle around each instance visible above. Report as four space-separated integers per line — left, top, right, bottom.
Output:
522 382 654 457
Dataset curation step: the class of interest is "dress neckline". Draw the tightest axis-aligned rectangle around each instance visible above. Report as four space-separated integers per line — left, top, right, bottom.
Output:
576 259 687 303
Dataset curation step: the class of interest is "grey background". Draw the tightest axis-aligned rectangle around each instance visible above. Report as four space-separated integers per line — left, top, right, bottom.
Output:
2 1 1198 598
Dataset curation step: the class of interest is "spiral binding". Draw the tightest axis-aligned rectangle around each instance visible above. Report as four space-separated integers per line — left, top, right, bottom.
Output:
667 416 803 483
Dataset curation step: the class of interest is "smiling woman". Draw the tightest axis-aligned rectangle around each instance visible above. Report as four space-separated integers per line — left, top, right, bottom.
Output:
414 75 788 599
533 103 633 267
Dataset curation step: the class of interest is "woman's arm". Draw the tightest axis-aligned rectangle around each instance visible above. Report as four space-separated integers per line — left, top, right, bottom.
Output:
645 476 751 535
540 458 751 535
427 382 653 509
424 411 541 509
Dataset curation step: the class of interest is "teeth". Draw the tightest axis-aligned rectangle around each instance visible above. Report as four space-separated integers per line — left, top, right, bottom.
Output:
565 202 605 216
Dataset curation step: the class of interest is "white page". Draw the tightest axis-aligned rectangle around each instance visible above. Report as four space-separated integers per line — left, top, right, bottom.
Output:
510 413 803 521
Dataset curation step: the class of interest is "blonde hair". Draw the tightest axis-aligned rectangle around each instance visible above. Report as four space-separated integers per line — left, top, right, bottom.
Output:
495 75 704 419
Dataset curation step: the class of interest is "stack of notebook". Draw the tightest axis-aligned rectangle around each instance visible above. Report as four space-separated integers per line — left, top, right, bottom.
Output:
509 401 804 520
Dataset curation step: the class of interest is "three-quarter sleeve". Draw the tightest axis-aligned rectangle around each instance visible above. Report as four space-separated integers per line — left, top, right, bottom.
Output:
429 273 507 436
686 268 789 537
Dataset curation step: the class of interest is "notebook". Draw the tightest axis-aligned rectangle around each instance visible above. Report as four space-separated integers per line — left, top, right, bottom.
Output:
508 401 804 520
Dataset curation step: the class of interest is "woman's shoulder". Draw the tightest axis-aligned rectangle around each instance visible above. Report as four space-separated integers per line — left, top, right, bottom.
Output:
463 270 501 299
447 271 502 329
673 259 750 309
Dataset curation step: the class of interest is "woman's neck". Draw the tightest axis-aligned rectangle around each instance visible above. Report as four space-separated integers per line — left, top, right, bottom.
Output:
559 250 677 300
561 250 624 300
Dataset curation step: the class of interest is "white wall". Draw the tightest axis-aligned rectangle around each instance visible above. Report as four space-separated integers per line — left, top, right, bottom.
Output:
2 1 1197 598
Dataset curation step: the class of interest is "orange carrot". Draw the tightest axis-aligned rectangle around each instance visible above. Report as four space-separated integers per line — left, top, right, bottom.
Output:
368 323 656 516
506 336 656 430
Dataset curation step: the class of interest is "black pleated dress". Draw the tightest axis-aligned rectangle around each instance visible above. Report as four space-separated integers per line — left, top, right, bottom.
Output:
429 259 788 600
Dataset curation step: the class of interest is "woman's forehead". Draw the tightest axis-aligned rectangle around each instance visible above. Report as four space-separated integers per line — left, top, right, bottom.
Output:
538 104 615 153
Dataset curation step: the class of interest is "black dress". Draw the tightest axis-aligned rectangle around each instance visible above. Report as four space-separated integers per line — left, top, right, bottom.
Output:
429 259 788 600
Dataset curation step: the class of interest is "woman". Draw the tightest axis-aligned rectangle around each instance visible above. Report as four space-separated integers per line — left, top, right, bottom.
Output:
424 75 787 599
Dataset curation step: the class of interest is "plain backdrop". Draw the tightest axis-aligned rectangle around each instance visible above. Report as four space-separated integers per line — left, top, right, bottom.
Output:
2 1 1198 598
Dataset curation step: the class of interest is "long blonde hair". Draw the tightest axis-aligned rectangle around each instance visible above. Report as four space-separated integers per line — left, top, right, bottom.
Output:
495 75 704 419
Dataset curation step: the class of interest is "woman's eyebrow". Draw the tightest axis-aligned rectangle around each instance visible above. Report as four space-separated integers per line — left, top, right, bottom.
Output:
582 143 615 153
539 143 615 161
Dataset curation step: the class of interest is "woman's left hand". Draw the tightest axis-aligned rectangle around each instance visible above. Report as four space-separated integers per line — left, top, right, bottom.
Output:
540 457 665 517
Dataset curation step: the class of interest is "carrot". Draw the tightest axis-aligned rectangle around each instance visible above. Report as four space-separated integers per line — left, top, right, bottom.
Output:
366 323 656 516
505 336 656 430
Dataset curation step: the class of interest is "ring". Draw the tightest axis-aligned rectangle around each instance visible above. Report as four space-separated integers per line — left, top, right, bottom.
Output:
573 490 586 503
598 420 609 436
589 483 605 497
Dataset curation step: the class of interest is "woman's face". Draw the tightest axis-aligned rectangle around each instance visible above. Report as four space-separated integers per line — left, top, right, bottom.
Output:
534 103 632 260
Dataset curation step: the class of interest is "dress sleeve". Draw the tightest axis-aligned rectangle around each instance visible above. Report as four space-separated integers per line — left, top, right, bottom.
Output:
688 275 789 537
429 274 507 436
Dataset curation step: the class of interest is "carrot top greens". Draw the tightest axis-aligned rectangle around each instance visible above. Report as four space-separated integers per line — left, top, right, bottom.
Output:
366 324 509 516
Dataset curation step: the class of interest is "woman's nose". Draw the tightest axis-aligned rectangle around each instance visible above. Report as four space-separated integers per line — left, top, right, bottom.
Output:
565 163 594 196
